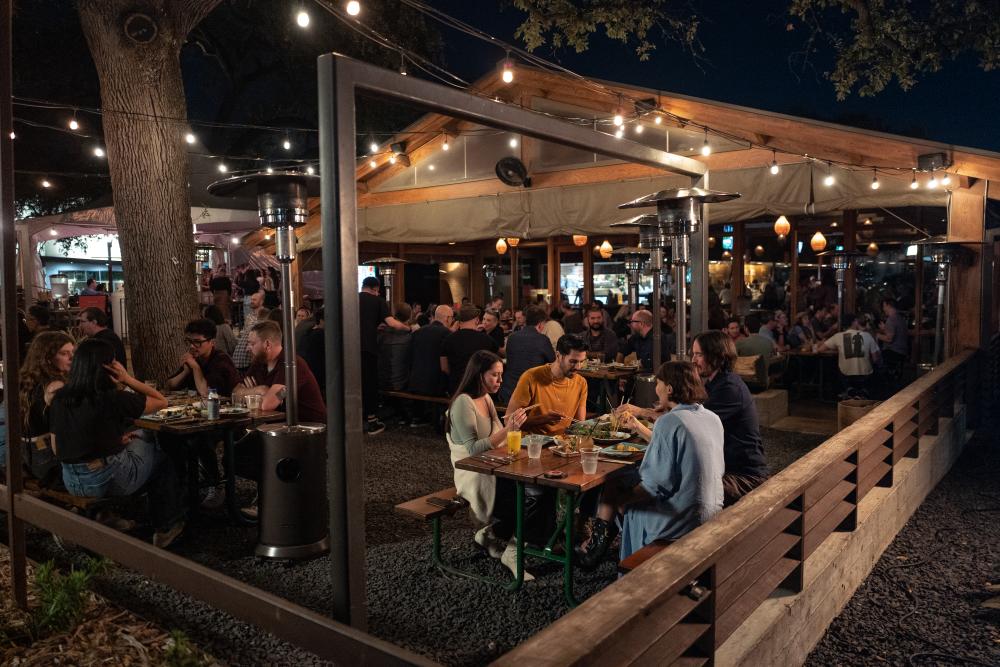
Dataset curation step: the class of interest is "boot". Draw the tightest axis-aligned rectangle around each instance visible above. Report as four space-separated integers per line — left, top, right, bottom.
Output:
575 518 618 571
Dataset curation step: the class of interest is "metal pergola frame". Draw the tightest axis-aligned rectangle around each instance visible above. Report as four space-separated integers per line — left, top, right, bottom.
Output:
317 52 707 626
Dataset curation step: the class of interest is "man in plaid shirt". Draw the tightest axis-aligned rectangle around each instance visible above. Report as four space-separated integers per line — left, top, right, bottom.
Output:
232 290 265 371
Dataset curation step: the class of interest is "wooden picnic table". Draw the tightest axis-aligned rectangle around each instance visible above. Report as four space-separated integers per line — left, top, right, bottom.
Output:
577 364 640 411
455 441 642 607
135 402 285 527
785 346 838 401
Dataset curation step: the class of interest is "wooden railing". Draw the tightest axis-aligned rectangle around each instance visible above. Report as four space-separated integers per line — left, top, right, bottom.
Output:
495 350 974 666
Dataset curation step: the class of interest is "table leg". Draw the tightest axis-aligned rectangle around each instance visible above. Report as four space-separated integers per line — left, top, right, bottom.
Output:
561 493 580 607
224 429 258 527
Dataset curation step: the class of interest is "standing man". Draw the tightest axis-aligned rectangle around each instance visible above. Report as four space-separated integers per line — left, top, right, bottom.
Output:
232 290 266 372
507 335 588 436
209 266 233 323
80 277 101 296
359 276 410 435
823 312 880 398
406 305 454 426
480 309 506 354
441 305 498 396
79 306 127 367
498 305 554 405
877 297 909 384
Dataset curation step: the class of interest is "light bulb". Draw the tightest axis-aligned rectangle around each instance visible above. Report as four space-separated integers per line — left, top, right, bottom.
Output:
442 138 450 151
824 174 835 186
232 236 240 244
941 173 951 186
8 131 14 140
42 179 52 188
614 128 624 139
910 172 919 189
389 155 397 165
218 163 228 173
634 124 643 135
296 10 310 27
346 1 361 16
509 137 518 148
653 116 662 125
927 174 938 189
282 139 291 150
266 165 274 174
68 118 79 131
870 172 880 190
369 159 377 168
769 161 780 175
701 133 711 156
49 228 58 235
599 240 614 259
306 166 315 175
428 164 435 171
612 113 624 127
93 147 105 157
369 141 378 153
185 132 196 144
501 58 514 84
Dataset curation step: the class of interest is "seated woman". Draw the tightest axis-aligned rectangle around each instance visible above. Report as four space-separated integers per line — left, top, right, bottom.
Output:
445 350 528 576
48 339 186 548
18 331 75 487
787 311 816 349
577 361 725 569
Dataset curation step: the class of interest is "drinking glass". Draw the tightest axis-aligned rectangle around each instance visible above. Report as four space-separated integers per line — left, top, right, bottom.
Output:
580 447 600 475
526 436 543 459
506 430 522 457
244 394 263 414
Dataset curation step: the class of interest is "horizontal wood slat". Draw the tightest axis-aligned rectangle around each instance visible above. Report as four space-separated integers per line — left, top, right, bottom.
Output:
859 429 892 462
635 622 711 666
893 404 917 429
715 557 800 644
857 461 892 501
803 480 855 534
892 435 919 462
716 532 800 613
804 460 855 509
859 445 892 475
803 500 855 558
668 657 709 667
716 507 800 582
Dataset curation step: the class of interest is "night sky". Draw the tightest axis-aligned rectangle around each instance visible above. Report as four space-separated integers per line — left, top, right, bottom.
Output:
429 0 1000 153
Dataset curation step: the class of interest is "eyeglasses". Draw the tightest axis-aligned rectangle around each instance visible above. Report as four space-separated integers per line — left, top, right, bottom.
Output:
185 337 210 346
628 319 643 324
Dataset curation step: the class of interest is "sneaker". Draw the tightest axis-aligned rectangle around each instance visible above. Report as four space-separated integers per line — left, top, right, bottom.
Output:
500 541 535 581
200 485 226 510
474 526 504 559
153 521 185 549
364 419 386 436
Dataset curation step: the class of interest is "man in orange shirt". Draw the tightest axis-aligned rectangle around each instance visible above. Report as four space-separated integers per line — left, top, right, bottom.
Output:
507 335 588 436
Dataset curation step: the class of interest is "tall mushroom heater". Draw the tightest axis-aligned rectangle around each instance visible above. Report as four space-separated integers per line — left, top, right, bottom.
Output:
364 256 406 305
208 171 329 560
818 249 866 322
610 215 667 369
613 247 650 313
915 238 970 369
483 263 501 301
617 188 741 362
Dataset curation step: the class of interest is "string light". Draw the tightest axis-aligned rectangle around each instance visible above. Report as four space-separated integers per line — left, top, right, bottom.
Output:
823 163 835 186
612 97 624 127
93 146 104 157
346 1 361 17
614 127 624 139
941 172 951 186
634 124 643 135
389 155 397 164
296 10 310 27
653 116 662 125
509 137 518 148
41 179 52 188
68 114 79 131
399 53 408 76
282 138 291 150
369 159 377 168
910 169 919 189
218 163 228 173
501 52 515 84
701 130 711 156
369 140 379 153
441 135 450 151
306 165 315 174
870 169 880 190
927 171 938 189
266 165 274 174
184 132 196 144
769 149 780 175
8 130 14 140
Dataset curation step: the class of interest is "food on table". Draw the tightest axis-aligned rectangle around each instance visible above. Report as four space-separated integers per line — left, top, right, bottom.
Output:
614 444 642 452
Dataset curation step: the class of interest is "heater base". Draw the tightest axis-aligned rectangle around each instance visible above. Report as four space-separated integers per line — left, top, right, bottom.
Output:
255 535 330 560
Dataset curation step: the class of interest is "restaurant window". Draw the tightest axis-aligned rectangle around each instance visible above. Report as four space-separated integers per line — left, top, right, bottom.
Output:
593 260 627 306
559 251 584 305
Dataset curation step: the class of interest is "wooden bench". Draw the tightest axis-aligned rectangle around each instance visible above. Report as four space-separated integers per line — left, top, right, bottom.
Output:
619 538 672 573
23 478 109 515
395 486 466 521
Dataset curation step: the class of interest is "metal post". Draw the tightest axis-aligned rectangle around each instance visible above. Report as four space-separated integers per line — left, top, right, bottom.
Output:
318 54 368 629
1 0 27 608
934 262 948 366
277 233 298 426
649 248 663 370
107 240 114 292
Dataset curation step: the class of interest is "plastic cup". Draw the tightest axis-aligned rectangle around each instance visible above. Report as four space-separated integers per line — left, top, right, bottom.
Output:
527 436 543 459
244 394 262 413
506 430 522 457
580 446 600 475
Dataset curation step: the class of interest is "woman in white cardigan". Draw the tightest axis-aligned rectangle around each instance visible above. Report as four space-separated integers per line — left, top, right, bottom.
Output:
446 350 528 576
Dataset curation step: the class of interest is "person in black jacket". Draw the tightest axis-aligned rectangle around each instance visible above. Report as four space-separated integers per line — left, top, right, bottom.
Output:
405 305 455 427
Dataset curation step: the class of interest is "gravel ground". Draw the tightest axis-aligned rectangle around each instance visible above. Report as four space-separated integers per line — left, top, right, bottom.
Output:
808 439 1000 666
11 420 828 666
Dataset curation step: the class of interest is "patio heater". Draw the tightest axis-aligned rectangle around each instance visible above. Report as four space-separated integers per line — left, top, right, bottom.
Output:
818 249 866 322
208 171 329 560
364 256 407 305
615 187 741 363
483 263 501 301
610 214 666 369
915 237 971 369
612 246 650 313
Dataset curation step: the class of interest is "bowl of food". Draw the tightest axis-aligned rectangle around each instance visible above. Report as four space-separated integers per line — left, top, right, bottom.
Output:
600 442 647 457
591 429 632 446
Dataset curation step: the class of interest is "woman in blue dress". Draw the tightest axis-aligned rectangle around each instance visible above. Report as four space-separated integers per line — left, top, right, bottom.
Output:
577 361 725 569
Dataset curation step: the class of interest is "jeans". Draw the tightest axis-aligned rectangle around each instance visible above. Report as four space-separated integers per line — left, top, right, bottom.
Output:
62 434 185 532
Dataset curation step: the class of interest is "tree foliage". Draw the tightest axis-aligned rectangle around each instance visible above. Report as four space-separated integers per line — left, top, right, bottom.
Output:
511 0 1000 98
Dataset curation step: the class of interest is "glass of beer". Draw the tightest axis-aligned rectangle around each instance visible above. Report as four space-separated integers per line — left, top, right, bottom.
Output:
506 430 522 457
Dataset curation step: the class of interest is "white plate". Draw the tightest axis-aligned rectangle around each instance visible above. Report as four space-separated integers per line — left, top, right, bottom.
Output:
219 406 250 415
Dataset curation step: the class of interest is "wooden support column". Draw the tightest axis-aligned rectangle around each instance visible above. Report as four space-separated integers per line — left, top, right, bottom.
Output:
948 183 987 354
290 258 303 311
546 237 558 308
510 246 519 309
790 221 800 316
842 210 857 314
582 242 594 305
732 221 746 300
912 252 924 364
395 243 406 305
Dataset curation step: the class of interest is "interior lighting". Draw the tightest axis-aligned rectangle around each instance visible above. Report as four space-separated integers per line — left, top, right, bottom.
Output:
185 132 196 144
572 235 588 247
653 116 662 125
599 240 614 259
296 10 311 27
509 137 519 148
870 169 880 190
700 130 711 156
910 169 919 189
506 237 520 247
864 217 872 225
496 238 508 255
769 150 780 175
754 245 765 257
345 1 361 17
93 146 105 157
867 242 879 256
773 215 790 236
501 53 515 84
41 179 52 189
810 230 827 252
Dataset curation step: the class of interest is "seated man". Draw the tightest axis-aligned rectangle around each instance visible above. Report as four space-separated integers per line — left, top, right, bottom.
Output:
822 312 880 398
507 334 588 436
164 318 240 508
617 309 673 372
735 314 776 359
78 307 127 367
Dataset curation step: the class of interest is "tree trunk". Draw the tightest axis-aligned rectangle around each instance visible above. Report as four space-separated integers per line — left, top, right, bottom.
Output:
76 0 221 381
